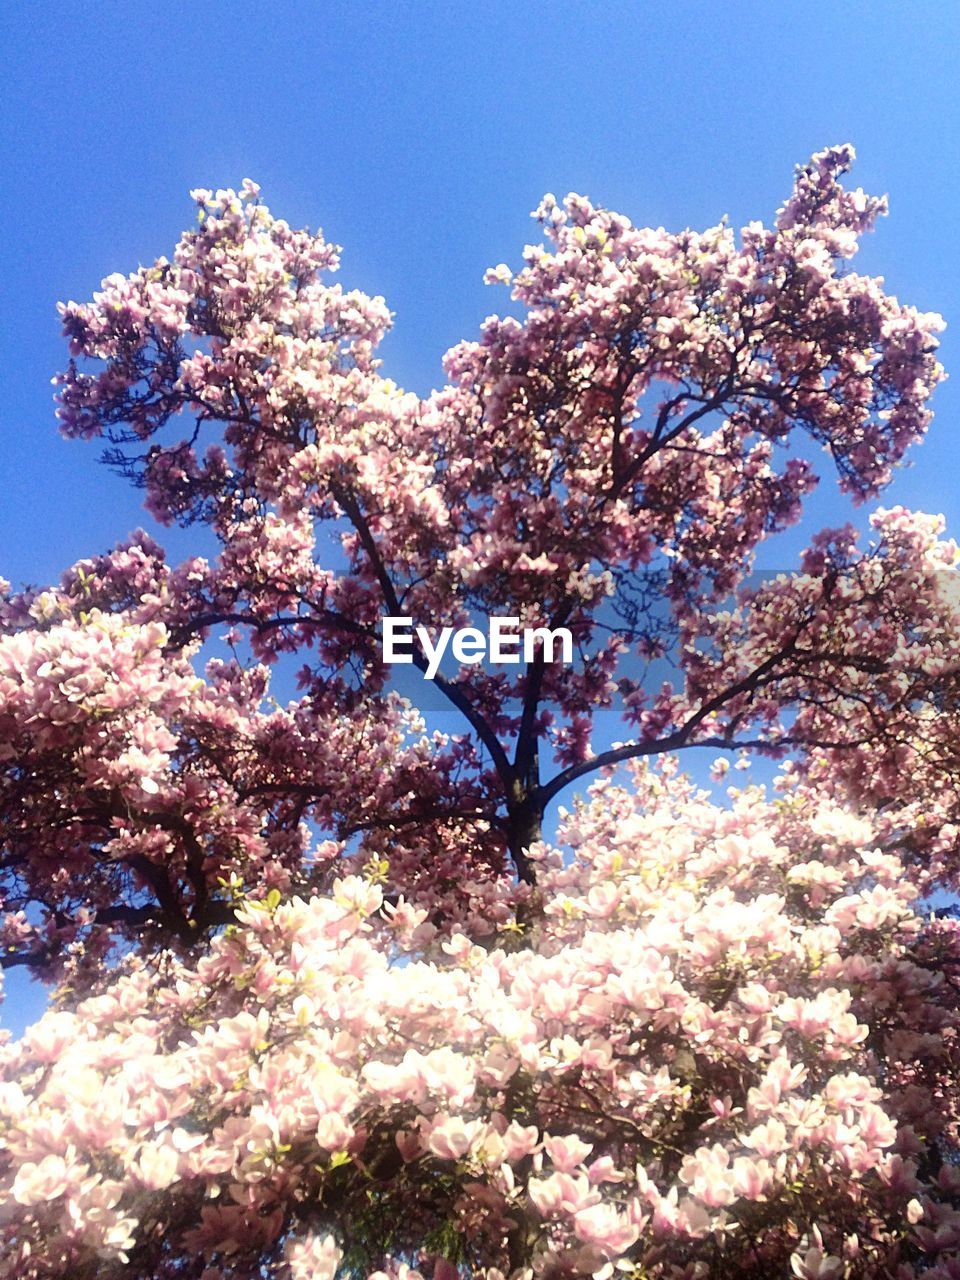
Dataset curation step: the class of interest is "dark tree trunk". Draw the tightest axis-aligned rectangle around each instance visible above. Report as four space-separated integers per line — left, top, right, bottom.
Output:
506 797 542 885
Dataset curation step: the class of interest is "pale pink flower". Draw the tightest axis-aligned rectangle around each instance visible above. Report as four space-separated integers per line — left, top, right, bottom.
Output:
543 1133 593 1173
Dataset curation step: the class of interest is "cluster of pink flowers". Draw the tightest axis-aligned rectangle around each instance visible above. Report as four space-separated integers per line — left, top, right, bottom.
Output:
48 149 945 773
0 543 498 979
1 766 959 1277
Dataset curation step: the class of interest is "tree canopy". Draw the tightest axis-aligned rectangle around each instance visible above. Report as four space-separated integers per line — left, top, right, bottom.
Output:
2 147 960 1279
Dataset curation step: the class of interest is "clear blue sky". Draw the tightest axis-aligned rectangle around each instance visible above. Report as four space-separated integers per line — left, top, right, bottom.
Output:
0 1 958 1030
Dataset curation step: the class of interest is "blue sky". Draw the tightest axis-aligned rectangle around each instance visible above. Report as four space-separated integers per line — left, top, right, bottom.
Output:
1 1 958 1030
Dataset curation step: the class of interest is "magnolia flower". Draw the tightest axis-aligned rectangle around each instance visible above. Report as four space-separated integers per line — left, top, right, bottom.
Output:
543 1133 593 1173
572 1202 640 1254
790 1227 843 1279
132 1142 180 1190
283 1232 342 1280
12 1154 71 1205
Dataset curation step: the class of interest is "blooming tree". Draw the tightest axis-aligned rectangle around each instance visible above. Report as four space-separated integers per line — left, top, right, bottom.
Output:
2 147 960 1277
